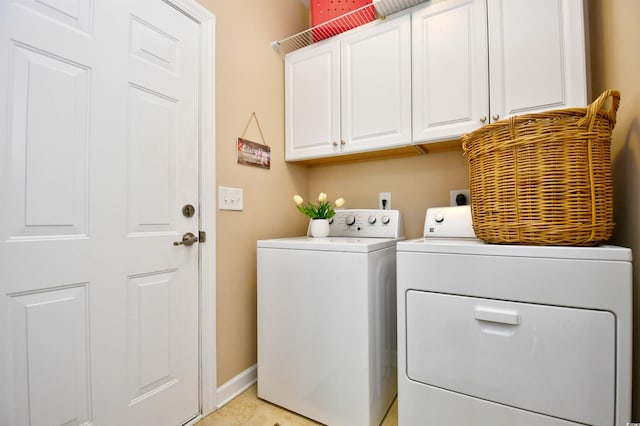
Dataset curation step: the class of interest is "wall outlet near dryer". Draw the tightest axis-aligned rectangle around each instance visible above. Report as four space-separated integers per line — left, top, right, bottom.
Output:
450 189 470 206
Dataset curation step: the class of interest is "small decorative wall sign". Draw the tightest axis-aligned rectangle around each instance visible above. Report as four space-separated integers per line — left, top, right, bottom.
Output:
237 112 270 169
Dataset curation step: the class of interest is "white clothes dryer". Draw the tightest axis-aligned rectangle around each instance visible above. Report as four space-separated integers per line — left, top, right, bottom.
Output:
257 209 403 426
397 206 632 426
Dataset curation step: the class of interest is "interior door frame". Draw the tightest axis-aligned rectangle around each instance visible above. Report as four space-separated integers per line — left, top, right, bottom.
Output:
165 0 217 418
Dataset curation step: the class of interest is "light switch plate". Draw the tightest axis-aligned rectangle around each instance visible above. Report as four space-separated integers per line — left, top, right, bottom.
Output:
219 186 243 211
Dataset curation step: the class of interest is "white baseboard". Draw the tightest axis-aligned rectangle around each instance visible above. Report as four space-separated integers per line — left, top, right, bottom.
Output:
215 364 257 408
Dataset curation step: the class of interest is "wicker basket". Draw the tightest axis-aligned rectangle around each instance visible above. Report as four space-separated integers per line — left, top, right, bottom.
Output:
461 89 620 246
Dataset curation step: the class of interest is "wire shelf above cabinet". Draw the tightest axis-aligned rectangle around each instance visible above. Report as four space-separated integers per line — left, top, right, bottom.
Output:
272 0 426 55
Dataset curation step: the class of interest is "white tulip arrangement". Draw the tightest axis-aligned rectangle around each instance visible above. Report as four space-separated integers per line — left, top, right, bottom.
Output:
293 192 345 219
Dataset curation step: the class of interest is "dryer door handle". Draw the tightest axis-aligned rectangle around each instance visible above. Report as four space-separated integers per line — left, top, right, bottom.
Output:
474 306 520 325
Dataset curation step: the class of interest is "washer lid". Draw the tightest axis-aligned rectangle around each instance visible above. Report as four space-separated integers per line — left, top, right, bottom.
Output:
257 236 400 253
396 238 632 262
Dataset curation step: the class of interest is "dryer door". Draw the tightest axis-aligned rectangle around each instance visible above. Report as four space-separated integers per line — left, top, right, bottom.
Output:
405 291 615 426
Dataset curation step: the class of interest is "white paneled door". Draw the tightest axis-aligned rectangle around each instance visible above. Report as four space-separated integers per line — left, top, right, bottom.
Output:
0 0 204 425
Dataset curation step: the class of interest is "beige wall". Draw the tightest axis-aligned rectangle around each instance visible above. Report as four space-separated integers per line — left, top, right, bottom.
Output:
198 0 640 415
308 151 468 239
195 0 310 385
589 0 640 417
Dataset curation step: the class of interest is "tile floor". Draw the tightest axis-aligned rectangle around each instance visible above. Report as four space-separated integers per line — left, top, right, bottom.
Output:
197 384 398 426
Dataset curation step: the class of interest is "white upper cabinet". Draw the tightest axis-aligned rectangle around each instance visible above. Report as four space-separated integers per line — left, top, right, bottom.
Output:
340 14 412 155
285 0 588 159
412 0 588 144
487 0 588 120
285 41 341 161
412 0 489 143
285 14 411 161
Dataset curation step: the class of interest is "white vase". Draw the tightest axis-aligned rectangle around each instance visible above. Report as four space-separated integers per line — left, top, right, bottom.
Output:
309 218 330 237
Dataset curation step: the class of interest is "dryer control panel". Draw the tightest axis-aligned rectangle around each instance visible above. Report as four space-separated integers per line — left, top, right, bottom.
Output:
424 205 475 238
327 209 404 239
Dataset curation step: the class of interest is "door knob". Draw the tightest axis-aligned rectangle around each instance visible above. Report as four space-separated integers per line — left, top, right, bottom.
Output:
173 232 199 246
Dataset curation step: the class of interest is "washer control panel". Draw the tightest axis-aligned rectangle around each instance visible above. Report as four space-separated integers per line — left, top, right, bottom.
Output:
328 209 404 239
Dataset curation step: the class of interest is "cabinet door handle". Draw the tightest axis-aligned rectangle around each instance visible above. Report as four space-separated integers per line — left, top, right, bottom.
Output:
340 140 346 146
474 306 520 325
492 114 500 121
332 141 338 147
480 116 487 123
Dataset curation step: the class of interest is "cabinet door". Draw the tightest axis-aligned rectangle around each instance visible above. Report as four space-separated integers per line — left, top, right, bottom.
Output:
412 0 489 143
487 0 588 121
285 41 340 161
340 14 411 154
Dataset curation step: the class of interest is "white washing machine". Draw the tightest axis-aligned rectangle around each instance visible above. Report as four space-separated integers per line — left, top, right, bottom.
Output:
397 206 632 426
257 209 404 426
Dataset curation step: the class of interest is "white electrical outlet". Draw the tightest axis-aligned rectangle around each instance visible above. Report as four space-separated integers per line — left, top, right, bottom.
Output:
219 186 243 211
379 192 391 210
450 189 470 206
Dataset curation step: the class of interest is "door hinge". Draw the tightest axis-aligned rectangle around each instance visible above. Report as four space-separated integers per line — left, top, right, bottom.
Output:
198 230 206 243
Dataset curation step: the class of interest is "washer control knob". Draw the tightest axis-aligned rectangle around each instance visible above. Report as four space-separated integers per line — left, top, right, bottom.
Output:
345 215 356 226
368 216 377 224
381 215 390 225
435 213 444 223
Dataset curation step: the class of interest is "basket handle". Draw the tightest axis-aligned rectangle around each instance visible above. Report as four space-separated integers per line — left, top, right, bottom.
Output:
576 89 620 129
461 136 469 153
